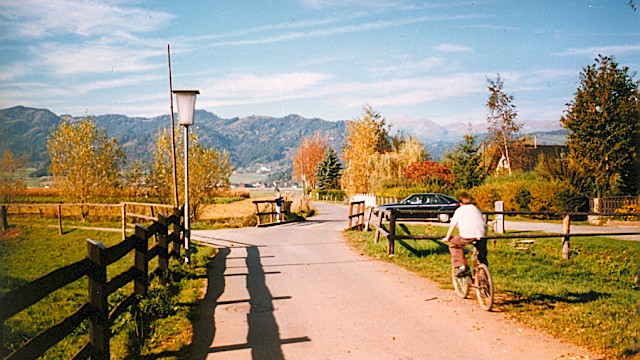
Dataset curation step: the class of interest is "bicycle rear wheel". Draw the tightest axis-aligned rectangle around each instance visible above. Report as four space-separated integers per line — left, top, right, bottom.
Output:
474 264 494 311
452 267 471 298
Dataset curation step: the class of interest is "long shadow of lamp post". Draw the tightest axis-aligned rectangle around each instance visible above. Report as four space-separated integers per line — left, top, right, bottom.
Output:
173 89 199 264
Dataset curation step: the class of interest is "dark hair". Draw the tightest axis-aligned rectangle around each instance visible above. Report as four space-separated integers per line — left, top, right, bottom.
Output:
458 192 474 204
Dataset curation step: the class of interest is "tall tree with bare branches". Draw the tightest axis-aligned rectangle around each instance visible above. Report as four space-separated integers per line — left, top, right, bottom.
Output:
486 74 523 175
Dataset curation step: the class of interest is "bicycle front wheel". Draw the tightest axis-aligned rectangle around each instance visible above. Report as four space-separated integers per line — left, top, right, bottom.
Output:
452 267 470 298
475 264 494 311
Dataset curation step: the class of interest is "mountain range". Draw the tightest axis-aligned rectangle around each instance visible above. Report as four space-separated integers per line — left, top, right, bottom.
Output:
0 106 566 174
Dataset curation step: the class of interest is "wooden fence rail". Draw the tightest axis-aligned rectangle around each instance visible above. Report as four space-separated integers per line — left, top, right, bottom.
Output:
0 202 177 240
365 208 640 258
347 201 366 230
0 209 183 360
252 200 291 226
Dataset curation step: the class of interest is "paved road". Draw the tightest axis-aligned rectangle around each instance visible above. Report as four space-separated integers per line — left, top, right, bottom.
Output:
190 202 598 359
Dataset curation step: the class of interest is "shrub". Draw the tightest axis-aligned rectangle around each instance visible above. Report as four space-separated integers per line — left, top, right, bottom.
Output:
312 189 346 201
470 184 500 211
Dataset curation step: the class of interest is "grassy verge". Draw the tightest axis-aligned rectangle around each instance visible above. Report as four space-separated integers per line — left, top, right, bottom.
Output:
0 219 215 359
344 224 640 359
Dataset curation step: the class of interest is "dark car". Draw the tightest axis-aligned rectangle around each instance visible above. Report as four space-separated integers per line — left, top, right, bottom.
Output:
373 193 460 222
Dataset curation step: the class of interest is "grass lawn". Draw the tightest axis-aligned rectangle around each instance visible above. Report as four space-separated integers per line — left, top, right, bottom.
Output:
0 218 215 359
344 224 640 359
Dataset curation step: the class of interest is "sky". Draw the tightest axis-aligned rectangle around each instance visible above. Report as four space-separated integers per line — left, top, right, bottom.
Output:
1 0 639 131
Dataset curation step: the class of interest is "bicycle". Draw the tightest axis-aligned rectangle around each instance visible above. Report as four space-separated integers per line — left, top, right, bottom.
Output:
451 240 494 311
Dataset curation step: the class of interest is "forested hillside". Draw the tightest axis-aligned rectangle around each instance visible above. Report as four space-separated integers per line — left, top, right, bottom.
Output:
0 106 347 172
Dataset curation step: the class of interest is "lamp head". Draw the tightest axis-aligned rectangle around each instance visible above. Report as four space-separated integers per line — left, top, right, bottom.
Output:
172 90 200 126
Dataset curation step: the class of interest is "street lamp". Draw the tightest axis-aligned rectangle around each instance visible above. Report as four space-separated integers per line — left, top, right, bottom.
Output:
173 89 199 264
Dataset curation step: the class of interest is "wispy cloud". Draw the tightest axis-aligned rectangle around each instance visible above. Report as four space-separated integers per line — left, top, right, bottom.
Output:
0 0 173 39
198 72 332 108
555 44 640 57
208 14 479 47
433 43 473 53
36 42 164 76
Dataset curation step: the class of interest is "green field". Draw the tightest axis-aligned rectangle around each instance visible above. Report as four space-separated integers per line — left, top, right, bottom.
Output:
345 225 640 359
0 218 215 359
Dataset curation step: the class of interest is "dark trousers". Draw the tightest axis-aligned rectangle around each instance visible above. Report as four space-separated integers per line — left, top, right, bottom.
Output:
449 236 488 268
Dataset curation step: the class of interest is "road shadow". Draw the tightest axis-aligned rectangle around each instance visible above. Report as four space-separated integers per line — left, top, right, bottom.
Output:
191 246 310 358
244 246 286 359
501 290 611 309
188 247 229 359
397 239 450 257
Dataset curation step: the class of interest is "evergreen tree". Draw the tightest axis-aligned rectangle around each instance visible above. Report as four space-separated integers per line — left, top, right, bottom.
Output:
315 147 342 190
561 55 639 197
445 133 485 189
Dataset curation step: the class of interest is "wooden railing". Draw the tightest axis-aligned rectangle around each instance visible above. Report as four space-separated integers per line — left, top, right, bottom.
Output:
367 208 640 258
0 202 177 240
253 200 291 226
347 201 366 230
0 209 183 359
590 196 639 214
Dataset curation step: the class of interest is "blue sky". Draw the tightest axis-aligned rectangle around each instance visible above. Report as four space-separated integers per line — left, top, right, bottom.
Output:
1 0 638 131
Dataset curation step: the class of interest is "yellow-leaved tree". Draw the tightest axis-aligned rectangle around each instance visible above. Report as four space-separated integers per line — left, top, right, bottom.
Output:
150 129 234 220
292 132 328 191
340 105 392 195
48 117 125 220
368 136 429 191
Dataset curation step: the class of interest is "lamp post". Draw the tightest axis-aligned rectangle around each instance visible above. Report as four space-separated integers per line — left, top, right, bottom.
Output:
172 89 199 264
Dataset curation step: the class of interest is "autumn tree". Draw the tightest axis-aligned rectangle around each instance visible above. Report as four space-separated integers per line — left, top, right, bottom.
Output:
368 136 428 191
0 150 27 230
149 129 233 220
48 117 125 219
403 161 453 189
341 105 392 195
486 74 523 175
315 147 342 190
561 55 640 197
292 131 328 191
444 132 485 189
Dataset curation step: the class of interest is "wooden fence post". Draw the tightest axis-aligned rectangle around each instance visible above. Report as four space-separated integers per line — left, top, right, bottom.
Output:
87 239 109 360
1 205 8 232
562 215 571 260
172 207 182 259
348 202 354 229
495 201 505 234
157 214 169 275
57 205 63 235
121 203 127 240
134 225 149 297
388 212 397 256
254 202 261 226
374 211 384 244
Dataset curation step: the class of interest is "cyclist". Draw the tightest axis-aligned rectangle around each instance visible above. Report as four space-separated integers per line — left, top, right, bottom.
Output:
442 192 488 277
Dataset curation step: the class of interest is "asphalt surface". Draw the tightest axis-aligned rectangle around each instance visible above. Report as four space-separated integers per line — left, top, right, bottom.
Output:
189 202 600 359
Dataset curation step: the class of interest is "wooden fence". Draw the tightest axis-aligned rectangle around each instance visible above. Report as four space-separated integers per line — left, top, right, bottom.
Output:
347 201 367 230
590 196 639 214
253 200 292 226
0 202 177 240
364 206 640 259
0 208 184 359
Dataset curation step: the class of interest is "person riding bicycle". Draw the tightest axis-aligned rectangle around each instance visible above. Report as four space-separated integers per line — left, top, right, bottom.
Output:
442 192 488 277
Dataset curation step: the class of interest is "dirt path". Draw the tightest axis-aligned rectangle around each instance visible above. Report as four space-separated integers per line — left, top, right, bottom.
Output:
189 202 599 359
